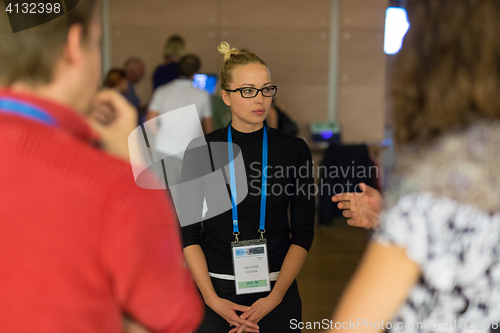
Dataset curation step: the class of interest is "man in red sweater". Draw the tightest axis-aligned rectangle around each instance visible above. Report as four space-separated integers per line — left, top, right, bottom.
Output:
0 1 203 332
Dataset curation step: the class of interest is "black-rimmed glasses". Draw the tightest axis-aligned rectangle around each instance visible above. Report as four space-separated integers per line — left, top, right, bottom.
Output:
225 85 278 98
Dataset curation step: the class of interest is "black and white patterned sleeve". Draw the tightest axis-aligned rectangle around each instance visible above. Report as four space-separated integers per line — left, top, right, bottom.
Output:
373 193 455 267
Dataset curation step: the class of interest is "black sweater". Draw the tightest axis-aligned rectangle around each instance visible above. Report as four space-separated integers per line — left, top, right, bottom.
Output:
180 124 315 275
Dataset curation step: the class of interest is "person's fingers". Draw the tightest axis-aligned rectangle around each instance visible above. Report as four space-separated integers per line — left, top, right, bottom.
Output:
237 318 259 330
359 183 377 197
240 309 256 320
338 201 351 210
92 104 116 125
230 326 258 333
332 192 353 202
94 89 129 109
122 318 151 333
245 312 259 324
239 326 259 333
93 90 137 125
347 219 358 226
352 211 358 217
232 304 251 313
86 116 106 136
228 322 241 333
229 312 258 330
332 192 354 202
343 210 353 218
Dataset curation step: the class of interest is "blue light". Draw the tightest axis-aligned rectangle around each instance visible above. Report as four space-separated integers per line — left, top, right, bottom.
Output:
193 74 208 90
321 131 334 140
192 74 218 95
384 7 410 55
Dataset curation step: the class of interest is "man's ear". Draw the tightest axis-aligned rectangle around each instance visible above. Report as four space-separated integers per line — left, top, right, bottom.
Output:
64 24 84 66
221 90 231 107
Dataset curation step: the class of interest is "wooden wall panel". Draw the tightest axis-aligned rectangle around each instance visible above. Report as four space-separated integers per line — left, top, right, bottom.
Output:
338 86 385 143
111 26 220 102
219 0 330 28
339 30 385 86
218 28 329 85
108 0 387 143
337 0 387 143
110 0 217 28
341 0 387 29
109 0 331 139
277 84 329 136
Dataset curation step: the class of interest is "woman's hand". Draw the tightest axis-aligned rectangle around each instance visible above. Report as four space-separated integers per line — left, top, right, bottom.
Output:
332 183 382 228
206 296 260 333
228 296 281 333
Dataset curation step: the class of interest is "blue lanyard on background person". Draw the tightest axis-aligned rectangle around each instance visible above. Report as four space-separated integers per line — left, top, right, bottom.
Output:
228 123 268 242
0 98 57 127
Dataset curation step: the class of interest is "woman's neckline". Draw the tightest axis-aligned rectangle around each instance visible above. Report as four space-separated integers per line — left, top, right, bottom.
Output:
230 121 264 133
228 122 267 147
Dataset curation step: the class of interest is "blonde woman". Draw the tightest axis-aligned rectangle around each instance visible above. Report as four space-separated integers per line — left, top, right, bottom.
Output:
181 42 315 333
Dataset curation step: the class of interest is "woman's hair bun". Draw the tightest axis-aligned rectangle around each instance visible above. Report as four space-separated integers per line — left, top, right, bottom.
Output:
218 41 240 62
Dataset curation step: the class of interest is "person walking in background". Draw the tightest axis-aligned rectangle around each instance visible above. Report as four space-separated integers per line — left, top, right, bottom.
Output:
123 57 145 110
180 42 315 333
147 54 213 186
328 0 500 331
0 1 203 332
153 35 185 91
123 57 147 125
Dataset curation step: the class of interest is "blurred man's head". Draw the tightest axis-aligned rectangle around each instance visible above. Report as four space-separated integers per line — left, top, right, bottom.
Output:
0 1 101 114
179 54 201 79
124 58 145 84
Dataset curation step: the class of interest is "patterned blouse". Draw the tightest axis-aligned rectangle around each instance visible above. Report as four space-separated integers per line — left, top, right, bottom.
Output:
373 122 500 333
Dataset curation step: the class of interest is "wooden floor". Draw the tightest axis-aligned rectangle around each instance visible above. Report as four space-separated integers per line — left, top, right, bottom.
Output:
296 218 371 332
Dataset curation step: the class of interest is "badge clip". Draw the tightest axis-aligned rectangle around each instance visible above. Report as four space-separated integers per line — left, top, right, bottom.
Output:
259 229 266 240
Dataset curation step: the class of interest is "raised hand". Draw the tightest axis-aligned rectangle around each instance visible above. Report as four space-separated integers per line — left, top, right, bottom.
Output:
331 183 382 228
87 89 139 162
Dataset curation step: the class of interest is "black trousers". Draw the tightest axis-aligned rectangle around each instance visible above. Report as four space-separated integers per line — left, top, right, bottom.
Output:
196 277 302 333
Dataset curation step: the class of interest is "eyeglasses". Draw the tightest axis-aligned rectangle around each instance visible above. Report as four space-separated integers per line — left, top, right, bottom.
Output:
225 85 278 98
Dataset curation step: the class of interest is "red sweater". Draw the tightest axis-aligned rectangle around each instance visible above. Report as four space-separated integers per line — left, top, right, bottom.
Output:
0 89 203 333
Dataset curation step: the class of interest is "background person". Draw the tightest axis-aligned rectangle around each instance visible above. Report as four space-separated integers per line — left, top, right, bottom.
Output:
123 57 145 109
103 67 128 94
123 57 147 125
0 2 203 332
328 0 500 331
153 35 185 91
180 42 315 333
147 53 213 186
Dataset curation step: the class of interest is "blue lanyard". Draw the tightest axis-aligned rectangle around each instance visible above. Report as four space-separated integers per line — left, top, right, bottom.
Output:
228 123 268 240
0 98 57 127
